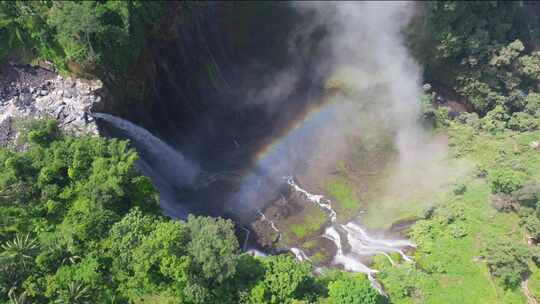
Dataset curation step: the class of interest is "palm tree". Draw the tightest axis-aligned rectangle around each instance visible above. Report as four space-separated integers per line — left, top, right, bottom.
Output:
55 282 91 304
1 234 39 269
7 287 28 304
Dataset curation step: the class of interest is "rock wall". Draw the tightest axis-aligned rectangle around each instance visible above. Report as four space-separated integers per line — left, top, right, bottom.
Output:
0 63 101 146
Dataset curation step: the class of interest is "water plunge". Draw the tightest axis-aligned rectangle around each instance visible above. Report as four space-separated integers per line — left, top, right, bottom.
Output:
90 1 430 296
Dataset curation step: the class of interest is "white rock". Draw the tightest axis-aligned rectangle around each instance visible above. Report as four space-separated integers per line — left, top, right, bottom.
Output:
0 64 102 146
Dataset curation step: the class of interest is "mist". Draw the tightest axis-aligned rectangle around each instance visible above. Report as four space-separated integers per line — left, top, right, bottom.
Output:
93 1 451 231
229 1 451 219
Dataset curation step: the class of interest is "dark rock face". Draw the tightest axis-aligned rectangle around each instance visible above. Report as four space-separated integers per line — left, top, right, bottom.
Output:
0 63 101 147
97 2 325 155
94 2 330 222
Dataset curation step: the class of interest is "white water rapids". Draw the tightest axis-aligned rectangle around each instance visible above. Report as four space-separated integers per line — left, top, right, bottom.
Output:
290 247 312 262
286 176 414 294
93 113 413 294
257 210 280 233
257 210 312 262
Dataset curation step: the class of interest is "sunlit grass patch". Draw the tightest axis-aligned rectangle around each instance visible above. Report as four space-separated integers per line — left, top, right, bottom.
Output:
287 206 327 240
326 177 362 214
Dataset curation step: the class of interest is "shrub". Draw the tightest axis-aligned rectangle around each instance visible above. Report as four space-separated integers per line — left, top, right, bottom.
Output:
489 168 527 194
328 275 385 304
421 95 450 129
16 118 62 146
525 92 540 117
457 112 481 130
481 106 510 134
489 194 518 212
507 112 538 131
512 181 540 208
482 238 531 289
453 183 467 195
520 214 540 241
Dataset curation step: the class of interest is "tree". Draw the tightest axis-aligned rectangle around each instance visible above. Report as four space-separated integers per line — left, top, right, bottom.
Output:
407 3 540 118
252 255 313 304
1 234 39 270
128 221 190 301
186 215 239 284
0 234 39 296
407 2 527 86
1 1 163 78
328 275 385 304
53 282 91 304
7 287 29 304
47 2 102 67
108 208 157 298
0 1 63 65
483 238 531 289
489 168 527 194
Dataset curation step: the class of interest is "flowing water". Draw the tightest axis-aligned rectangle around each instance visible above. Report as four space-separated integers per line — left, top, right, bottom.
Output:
290 247 312 262
93 113 413 294
286 176 337 222
93 113 200 218
286 176 414 294
257 210 280 233
257 210 314 261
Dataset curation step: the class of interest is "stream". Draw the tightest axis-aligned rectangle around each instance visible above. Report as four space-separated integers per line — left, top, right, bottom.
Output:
94 112 414 294
286 176 415 294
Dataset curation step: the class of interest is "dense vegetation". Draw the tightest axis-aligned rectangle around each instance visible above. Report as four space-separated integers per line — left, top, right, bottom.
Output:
374 3 540 301
0 119 385 304
0 1 163 80
2 1 540 303
410 1 540 120
372 121 540 303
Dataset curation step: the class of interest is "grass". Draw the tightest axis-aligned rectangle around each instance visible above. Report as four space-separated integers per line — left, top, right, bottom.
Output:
374 125 540 303
529 265 540 300
375 177 526 303
326 177 362 214
276 119 540 304
287 206 328 240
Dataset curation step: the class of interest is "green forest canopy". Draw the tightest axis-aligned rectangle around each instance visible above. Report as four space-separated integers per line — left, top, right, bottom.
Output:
2 1 540 303
0 119 385 304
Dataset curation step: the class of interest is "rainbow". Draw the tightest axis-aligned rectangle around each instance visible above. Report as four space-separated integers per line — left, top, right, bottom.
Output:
228 91 353 217
251 92 345 171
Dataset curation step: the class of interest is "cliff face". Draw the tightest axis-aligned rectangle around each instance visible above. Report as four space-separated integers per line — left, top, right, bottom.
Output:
0 2 328 220
91 2 333 221
95 2 325 168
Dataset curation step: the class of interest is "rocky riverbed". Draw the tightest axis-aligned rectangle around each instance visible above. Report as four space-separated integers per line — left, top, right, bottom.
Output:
0 63 102 146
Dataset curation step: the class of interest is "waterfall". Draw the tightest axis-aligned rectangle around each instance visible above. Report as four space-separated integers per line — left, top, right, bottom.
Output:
286 177 337 222
290 247 311 262
287 176 414 295
323 226 384 295
247 249 267 257
92 113 199 182
257 210 310 262
343 222 415 263
257 210 280 232
92 113 200 218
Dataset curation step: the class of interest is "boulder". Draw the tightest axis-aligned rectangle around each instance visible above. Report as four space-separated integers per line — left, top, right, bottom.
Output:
0 63 101 147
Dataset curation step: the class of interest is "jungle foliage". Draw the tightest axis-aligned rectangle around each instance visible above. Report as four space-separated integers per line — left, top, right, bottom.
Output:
410 1 540 121
0 1 163 79
0 119 383 304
